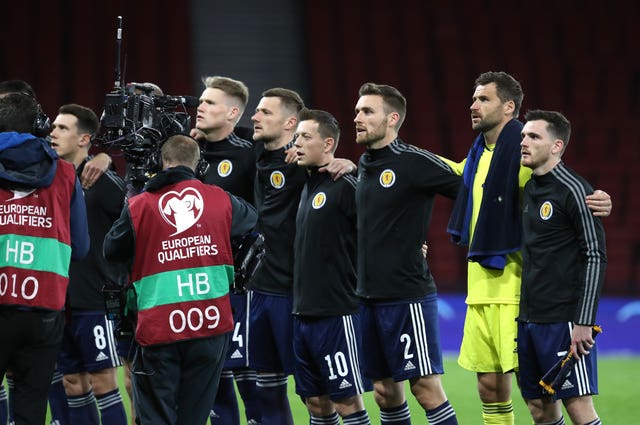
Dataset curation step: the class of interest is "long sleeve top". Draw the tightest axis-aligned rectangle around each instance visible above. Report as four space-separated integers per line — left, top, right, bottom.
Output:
519 162 607 325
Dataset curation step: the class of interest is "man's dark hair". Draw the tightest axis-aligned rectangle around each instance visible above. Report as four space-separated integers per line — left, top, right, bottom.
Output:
524 109 571 152
358 83 407 129
0 93 39 133
475 71 524 118
58 104 100 137
262 88 305 117
299 108 341 152
0 80 36 97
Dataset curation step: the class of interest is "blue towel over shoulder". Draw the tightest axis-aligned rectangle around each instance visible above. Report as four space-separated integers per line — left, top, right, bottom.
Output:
447 119 523 270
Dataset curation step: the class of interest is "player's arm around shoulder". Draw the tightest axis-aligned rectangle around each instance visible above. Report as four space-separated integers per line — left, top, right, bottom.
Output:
228 192 258 237
103 201 135 264
437 154 465 176
411 150 461 199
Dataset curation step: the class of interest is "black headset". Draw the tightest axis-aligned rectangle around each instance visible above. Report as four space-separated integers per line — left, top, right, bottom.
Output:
195 154 210 181
15 91 51 137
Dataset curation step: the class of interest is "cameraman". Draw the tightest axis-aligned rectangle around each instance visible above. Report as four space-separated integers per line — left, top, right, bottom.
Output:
103 134 257 425
192 75 261 425
50 104 128 425
0 91 89 424
0 79 68 425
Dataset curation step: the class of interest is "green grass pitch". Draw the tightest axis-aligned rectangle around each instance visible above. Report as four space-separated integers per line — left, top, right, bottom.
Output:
280 357 640 424
32 356 640 424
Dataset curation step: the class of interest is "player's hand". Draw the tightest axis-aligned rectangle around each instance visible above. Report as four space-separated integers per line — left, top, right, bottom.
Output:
586 189 612 217
190 128 206 141
319 158 356 180
422 243 429 258
570 324 595 360
81 153 111 189
284 146 298 164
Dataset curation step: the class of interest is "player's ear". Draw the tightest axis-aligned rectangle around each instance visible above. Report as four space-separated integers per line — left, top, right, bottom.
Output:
228 106 240 122
552 139 564 155
503 99 515 116
284 116 298 131
323 138 335 153
387 112 400 128
79 133 92 147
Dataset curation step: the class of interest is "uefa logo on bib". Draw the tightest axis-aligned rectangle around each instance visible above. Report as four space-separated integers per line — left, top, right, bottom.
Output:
159 187 204 235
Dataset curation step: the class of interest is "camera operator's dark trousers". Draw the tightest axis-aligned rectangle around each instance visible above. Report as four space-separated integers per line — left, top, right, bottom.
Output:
132 333 230 425
0 307 64 425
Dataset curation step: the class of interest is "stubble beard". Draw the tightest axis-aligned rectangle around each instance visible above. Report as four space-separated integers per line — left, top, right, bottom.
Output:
254 131 284 150
357 122 387 147
472 113 502 134
254 133 275 145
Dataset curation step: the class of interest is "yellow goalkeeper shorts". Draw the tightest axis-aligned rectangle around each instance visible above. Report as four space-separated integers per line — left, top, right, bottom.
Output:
458 304 519 373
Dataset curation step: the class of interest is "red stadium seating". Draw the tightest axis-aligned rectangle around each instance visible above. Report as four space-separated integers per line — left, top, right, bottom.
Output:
303 0 639 295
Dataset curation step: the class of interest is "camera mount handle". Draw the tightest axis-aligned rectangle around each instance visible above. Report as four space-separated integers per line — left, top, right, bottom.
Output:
114 16 124 89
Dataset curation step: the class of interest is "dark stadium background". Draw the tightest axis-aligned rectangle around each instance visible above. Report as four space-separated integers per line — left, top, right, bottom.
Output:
2 0 638 298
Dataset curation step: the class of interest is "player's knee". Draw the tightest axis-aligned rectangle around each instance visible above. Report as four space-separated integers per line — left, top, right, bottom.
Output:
306 395 335 416
89 368 119 395
563 395 598 423
63 373 90 396
409 375 447 410
373 379 405 408
526 400 544 423
334 395 365 417
477 372 512 403
526 397 560 423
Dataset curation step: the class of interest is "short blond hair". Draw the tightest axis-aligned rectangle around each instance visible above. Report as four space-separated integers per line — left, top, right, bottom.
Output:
203 76 249 108
161 135 200 170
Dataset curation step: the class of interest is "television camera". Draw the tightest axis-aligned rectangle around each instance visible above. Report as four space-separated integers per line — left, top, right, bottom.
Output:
96 16 201 190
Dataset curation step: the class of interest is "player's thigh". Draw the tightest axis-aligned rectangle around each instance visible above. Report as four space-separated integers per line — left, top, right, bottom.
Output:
376 296 444 381
459 304 518 373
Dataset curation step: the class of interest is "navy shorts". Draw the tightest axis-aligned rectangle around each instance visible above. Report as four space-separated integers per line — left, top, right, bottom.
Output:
360 294 444 381
294 314 371 400
117 336 136 363
58 311 122 374
247 290 294 374
517 321 598 400
224 292 251 369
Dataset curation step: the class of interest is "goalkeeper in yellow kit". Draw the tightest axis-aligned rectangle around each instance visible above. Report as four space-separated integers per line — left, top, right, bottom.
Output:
440 72 611 425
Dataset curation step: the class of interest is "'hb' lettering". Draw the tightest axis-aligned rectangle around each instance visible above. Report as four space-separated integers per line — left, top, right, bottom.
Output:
5 240 35 265
177 272 211 297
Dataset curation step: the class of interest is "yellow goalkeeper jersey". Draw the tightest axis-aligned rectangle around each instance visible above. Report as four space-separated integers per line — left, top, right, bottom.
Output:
439 147 532 304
